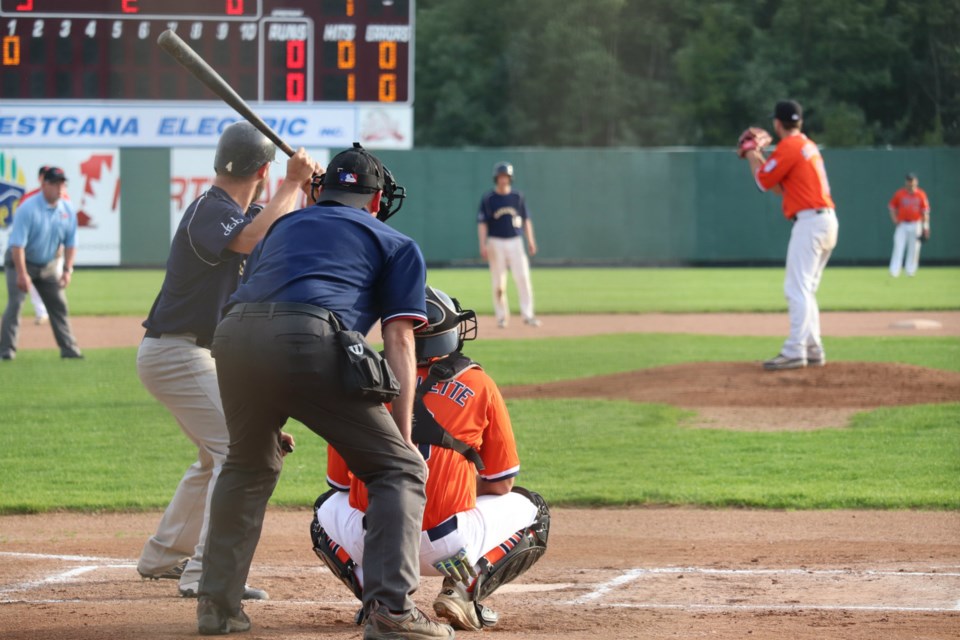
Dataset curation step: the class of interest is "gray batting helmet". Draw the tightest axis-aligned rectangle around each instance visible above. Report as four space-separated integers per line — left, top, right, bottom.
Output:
214 122 277 177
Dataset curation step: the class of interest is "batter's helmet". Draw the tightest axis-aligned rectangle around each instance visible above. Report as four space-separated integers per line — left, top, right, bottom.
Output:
492 161 514 183
214 122 277 177
416 286 478 362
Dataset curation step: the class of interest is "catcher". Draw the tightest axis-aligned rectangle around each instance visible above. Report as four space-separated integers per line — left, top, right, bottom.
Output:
312 285 550 631
737 100 839 371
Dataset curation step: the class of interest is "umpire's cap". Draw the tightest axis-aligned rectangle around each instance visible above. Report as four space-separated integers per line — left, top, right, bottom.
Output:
416 286 478 363
318 142 385 209
214 122 277 177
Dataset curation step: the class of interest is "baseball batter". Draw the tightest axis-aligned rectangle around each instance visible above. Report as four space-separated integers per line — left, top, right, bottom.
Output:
136 122 318 600
477 162 541 328
738 100 839 371
888 173 931 277
313 286 550 631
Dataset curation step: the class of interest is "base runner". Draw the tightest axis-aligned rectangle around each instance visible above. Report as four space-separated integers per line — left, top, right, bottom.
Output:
738 100 840 371
312 286 550 631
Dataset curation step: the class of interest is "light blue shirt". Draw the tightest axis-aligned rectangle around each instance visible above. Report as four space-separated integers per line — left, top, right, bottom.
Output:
8 194 77 265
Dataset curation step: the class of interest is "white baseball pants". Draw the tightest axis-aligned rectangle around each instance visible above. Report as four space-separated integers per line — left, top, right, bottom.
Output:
889 221 922 277
486 236 535 323
136 335 229 589
317 490 539 587
782 209 838 361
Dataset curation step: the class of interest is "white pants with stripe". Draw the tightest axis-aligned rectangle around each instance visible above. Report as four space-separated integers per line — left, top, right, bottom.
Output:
136 335 229 588
889 221 922 277
782 209 839 360
486 236 535 323
317 490 538 589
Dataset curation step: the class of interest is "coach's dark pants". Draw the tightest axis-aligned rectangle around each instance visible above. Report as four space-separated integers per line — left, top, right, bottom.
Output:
1 249 81 358
199 303 426 617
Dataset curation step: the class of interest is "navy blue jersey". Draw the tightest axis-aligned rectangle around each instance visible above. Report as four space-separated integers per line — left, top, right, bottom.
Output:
476 190 529 239
143 186 253 345
229 204 427 335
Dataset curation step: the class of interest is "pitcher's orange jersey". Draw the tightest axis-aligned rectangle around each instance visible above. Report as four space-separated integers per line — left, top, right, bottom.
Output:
755 133 835 219
327 363 520 531
889 188 930 223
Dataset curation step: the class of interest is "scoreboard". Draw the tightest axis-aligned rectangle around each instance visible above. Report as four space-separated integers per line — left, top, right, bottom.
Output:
0 0 412 103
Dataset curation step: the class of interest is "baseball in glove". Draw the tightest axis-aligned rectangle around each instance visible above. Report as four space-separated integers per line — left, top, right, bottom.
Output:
737 127 773 158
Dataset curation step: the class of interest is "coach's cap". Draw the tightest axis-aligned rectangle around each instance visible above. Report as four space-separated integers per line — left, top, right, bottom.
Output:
319 142 385 209
42 167 67 183
771 100 803 123
214 121 277 177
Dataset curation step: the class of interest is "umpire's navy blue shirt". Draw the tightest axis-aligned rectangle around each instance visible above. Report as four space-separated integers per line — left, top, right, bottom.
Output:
144 186 253 345
477 190 530 239
229 204 427 334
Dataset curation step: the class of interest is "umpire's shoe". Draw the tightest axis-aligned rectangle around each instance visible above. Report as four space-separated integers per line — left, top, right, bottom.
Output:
363 601 454 639
197 597 251 635
433 578 499 631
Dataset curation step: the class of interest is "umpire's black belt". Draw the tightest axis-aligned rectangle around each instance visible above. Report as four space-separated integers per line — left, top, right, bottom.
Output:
224 302 341 328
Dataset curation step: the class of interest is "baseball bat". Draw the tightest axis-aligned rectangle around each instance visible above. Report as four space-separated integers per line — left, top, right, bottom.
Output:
157 29 296 157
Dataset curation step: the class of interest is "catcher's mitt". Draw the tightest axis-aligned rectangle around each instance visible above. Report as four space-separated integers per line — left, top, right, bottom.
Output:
737 127 772 158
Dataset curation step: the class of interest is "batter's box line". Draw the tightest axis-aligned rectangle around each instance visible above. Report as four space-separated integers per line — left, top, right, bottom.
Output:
597 602 960 614
565 566 960 606
0 564 135 596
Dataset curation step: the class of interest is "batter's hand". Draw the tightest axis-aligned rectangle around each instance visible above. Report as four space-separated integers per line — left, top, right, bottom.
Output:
285 148 317 187
280 431 295 456
434 548 478 586
15 271 30 293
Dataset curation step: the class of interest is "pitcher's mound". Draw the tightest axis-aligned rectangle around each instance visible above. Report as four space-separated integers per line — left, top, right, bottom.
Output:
504 362 960 431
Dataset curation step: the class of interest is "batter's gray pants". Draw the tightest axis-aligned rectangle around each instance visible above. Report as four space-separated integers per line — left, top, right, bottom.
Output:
199 304 426 617
1 249 81 358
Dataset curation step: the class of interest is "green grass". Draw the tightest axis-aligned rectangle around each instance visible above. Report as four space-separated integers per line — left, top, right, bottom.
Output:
1 334 957 513
12 266 959 316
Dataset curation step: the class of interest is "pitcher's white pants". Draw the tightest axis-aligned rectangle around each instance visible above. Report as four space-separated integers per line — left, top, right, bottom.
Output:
890 221 921 277
782 209 839 360
487 236 535 322
317 491 538 588
136 335 229 589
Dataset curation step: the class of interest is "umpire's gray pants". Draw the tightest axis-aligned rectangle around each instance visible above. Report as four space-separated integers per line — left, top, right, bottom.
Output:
199 305 426 617
136 335 228 588
1 249 81 358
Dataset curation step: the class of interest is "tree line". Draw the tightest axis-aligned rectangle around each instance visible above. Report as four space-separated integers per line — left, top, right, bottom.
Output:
413 0 960 147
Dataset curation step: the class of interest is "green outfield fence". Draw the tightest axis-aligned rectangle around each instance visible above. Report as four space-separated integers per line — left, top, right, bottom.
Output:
121 147 959 267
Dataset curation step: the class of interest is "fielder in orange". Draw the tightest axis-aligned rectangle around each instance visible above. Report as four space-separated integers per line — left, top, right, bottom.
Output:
312 286 550 631
888 173 931 277
738 100 840 371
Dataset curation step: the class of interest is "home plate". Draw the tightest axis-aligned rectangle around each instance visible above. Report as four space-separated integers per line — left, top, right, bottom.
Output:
890 319 943 330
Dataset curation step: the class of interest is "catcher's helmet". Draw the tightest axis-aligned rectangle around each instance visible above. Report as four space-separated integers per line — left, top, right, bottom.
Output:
492 161 514 183
416 286 478 363
214 122 277 177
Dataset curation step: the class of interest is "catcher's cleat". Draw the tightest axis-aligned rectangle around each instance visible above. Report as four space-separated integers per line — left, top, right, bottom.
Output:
433 578 499 631
180 583 269 601
197 597 251 635
763 354 807 371
138 558 188 581
363 601 454 640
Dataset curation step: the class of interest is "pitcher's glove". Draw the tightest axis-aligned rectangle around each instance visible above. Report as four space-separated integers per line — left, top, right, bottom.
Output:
737 127 772 158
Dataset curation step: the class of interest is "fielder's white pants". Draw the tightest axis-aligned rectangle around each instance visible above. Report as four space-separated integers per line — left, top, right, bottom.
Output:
889 221 922 277
782 209 839 361
136 335 229 588
28 255 62 319
487 236 535 322
317 490 538 589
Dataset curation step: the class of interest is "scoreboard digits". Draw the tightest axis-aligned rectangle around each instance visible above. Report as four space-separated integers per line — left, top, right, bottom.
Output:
0 0 412 104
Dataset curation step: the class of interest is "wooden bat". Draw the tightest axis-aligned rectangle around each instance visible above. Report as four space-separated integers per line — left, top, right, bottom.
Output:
157 29 296 157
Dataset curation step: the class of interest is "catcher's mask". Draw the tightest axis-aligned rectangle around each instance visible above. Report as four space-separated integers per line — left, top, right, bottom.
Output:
313 142 406 223
416 286 478 363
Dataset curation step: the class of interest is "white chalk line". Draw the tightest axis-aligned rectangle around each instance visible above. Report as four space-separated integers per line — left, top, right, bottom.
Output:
0 551 133 563
571 568 645 603
0 564 134 595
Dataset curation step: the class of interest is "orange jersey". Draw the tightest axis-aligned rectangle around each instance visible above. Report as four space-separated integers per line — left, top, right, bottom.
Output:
755 133 835 219
888 188 929 223
327 363 520 531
